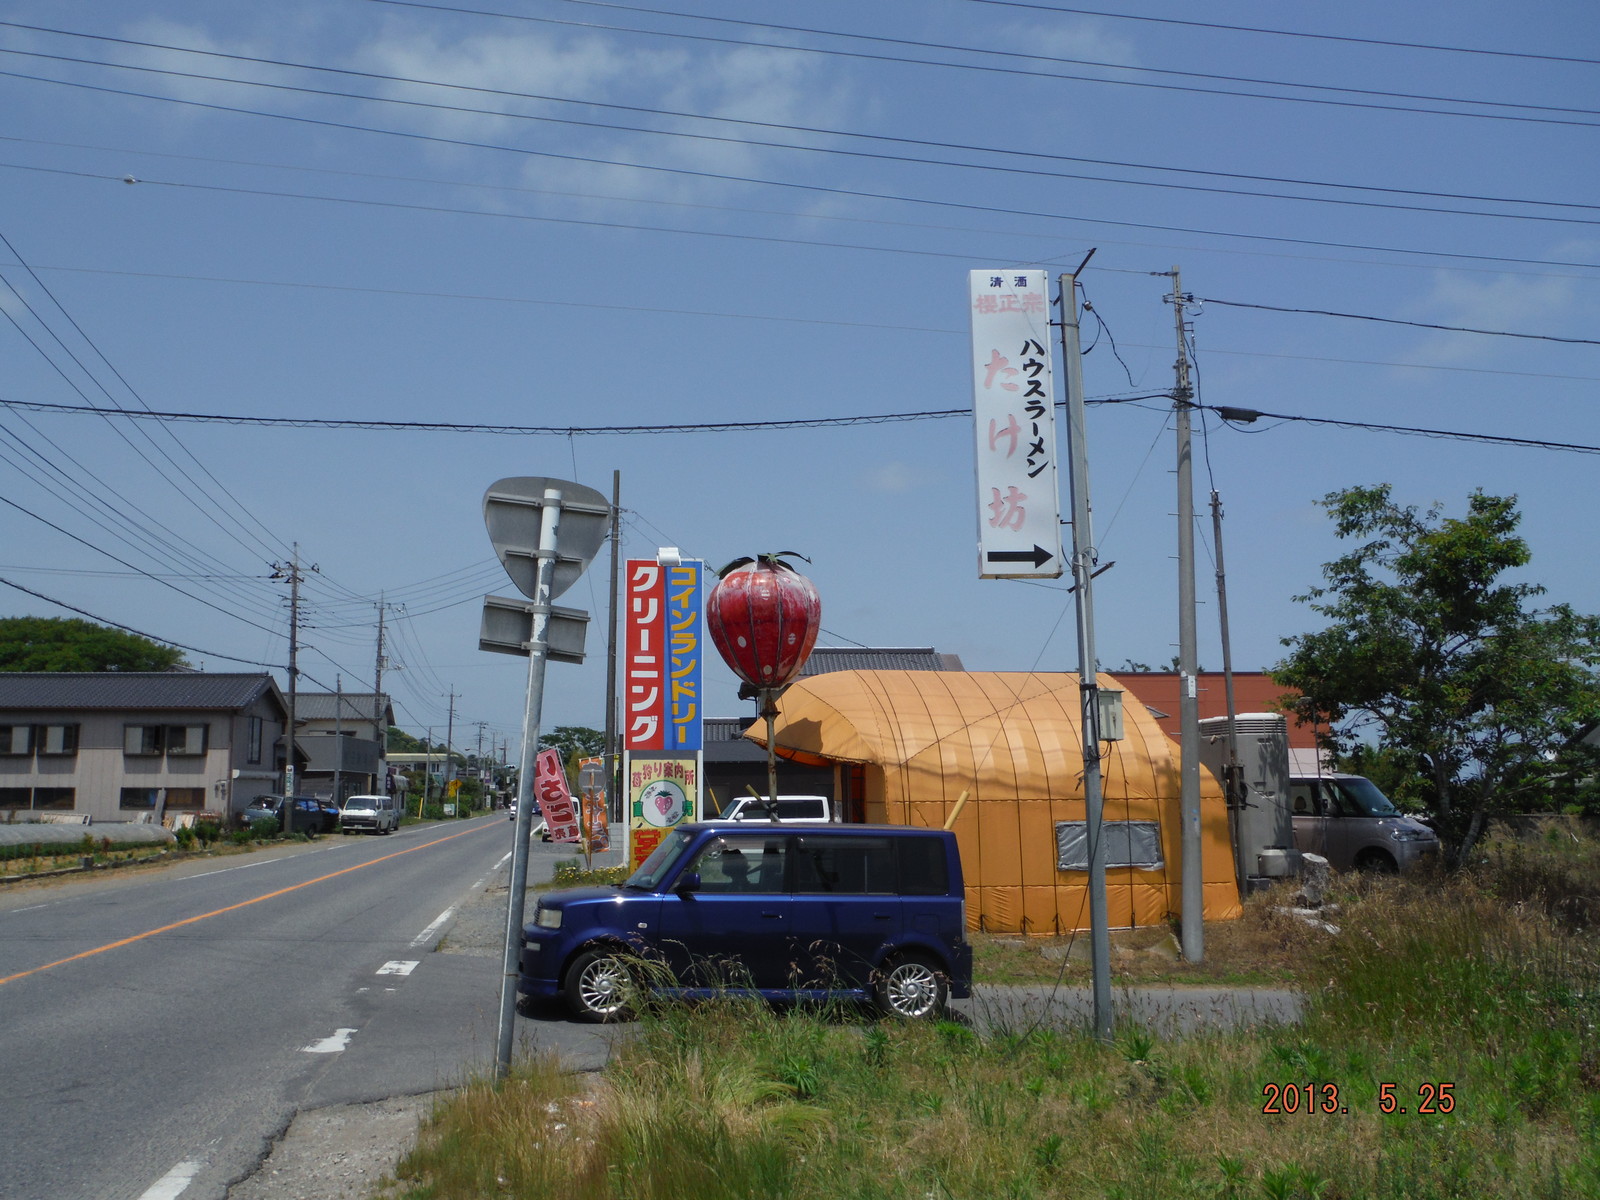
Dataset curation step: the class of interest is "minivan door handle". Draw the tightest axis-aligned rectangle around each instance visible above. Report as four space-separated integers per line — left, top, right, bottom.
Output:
760 911 782 919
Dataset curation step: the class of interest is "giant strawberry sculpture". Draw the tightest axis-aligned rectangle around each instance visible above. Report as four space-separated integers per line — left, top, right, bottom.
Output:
707 553 821 815
706 552 822 690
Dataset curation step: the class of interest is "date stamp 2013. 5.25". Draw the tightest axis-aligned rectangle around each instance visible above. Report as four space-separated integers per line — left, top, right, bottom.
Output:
1261 1082 1456 1116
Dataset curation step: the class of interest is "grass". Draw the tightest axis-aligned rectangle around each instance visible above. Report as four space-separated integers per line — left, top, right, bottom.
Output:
386 832 1600 1199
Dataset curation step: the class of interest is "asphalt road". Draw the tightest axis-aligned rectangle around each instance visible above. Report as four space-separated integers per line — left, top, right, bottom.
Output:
0 815 626 1200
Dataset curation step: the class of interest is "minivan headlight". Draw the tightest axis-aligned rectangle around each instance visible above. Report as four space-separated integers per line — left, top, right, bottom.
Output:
534 906 563 929
1390 828 1431 842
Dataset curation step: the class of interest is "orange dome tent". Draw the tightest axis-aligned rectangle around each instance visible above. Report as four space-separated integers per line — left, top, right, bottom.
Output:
744 669 1241 934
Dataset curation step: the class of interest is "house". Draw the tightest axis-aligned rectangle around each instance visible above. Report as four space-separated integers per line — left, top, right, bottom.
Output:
1113 671 1324 772
0 673 293 825
292 691 394 804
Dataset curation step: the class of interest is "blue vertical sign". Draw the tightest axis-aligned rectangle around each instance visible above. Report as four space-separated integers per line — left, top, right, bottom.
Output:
666 560 703 751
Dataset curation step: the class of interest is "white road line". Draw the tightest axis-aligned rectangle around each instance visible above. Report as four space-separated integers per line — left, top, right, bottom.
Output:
471 851 512 890
409 906 455 948
137 1159 203 1200
377 960 418 976
301 1028 357 1054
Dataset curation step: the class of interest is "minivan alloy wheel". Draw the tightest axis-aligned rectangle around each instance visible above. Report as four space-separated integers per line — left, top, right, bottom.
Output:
565 949 635 1022
876 955 948 1019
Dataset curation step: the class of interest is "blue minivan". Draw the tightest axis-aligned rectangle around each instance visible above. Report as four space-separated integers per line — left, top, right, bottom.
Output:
519 822 972 1022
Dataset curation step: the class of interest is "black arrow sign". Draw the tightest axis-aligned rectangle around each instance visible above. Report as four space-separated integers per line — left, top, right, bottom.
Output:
986 545 1055 568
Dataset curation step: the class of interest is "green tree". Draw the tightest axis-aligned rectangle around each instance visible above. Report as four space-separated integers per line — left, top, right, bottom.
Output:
0 616 187 672
387 727 425 753
1273 486 1600 865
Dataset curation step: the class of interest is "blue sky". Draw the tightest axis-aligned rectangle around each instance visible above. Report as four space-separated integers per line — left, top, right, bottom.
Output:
2 1 1597 757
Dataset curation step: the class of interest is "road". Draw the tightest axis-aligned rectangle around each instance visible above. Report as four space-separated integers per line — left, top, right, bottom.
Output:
0 815 625 1200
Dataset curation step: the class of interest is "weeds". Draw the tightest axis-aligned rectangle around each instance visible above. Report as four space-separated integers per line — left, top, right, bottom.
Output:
390 835 1600 1200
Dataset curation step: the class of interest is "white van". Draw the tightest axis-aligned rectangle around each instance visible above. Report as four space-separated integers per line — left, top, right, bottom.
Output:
340 793 401 835
717 795 834 824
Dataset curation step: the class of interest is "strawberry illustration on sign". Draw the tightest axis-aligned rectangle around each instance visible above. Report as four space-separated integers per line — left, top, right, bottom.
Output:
706 552 822 689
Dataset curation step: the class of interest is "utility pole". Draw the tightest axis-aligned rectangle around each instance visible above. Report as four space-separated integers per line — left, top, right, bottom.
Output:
1167 267 1204 964
424 726 434 812
270 545 313 834
333 674 344 809
373 598 389 796
603 470 621 822
443 689 457 814
1059 257 1114 1042
1212 491 1247 894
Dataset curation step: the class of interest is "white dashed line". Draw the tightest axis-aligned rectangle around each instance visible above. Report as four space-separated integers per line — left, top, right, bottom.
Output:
301 1028 357 1054
409 907 455 948
137 1159 203 1200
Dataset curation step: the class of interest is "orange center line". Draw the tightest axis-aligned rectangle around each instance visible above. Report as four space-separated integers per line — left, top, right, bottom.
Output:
0 821 496 988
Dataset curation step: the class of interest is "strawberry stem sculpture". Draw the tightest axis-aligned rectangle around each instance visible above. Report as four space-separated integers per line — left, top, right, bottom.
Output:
706 552 822 817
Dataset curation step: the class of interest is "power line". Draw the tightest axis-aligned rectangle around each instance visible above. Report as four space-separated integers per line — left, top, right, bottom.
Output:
0 575 283 667
957 0 1600 68
1206 405 1600 455
351 1 1600 128
1192 296 1600 346
7 77 1596 272
6 22 1597 211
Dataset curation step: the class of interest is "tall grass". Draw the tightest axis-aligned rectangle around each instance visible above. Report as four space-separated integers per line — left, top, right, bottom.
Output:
386 839 1600 1200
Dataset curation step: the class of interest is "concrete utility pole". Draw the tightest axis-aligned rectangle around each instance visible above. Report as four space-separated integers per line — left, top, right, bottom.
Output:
333 674 344 808
1059 258 1114 1042
443 689 457 811
604 471 622 822
271 545 313 834
373 598 388 796
1212 490 1248 895
1167 267 1204 964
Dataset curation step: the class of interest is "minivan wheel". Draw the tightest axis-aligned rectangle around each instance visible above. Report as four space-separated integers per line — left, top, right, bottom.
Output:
1355 849 1398 873
564 949 636 1023
874 954 949 1019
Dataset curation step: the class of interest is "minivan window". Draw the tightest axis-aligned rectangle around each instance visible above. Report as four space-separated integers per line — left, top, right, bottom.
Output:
795 835 896 894
897 837 949 895
625 828 696 889
687 835 788 892
1333 777 1401 818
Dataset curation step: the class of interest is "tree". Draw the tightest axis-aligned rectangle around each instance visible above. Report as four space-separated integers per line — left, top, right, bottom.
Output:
539 725 604 781
1273 486 1600 865
0 616 187 673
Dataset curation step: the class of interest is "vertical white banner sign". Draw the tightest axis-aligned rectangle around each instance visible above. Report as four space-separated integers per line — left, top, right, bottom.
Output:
970 269 1062 578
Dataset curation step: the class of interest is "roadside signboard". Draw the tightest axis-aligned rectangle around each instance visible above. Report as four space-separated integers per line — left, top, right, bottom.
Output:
577 757 610 852
534 749 581 843
969 269 1063 579
623 558 705 752
627 755 697 870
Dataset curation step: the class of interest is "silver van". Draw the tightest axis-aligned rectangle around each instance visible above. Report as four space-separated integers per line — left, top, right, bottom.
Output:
1287 773 1438 872
339 793 400 835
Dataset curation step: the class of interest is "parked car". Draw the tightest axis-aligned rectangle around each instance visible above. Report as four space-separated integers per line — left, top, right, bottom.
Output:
518 821 972 1022
1287 773 1438 873
339 793 400 835
717 794 833 824
240 795 338 834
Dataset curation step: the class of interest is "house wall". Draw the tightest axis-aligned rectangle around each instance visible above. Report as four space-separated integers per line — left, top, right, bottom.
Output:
0 697 286 824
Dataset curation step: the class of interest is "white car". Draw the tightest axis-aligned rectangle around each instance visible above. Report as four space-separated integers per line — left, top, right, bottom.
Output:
717 795 833 824
340 794 401 835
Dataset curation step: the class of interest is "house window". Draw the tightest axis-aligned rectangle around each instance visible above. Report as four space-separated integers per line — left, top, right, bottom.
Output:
164 787 206 810
0 788 30 808
124 725 163 755
1054 820 1165 871
0 725 33 756
36 725 79 756
165 725 208 756
32 788 75 810
247 716 263 765
120 788 160 810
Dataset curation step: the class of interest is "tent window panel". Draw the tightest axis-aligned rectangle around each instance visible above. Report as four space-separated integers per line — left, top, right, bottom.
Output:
1055 820 1164 871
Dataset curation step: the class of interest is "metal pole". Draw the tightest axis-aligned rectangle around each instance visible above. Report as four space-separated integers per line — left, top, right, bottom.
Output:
1059 263 1113 1041
1170 267 1204 964
1212 490 1248 895
496 487 565 1079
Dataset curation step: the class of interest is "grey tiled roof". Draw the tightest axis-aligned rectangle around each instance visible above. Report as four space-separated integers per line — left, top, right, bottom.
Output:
0 672 280 712
295 693 393 722
797 647 962 675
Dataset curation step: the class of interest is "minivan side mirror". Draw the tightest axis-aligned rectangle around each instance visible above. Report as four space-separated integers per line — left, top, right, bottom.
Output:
675 871 701 895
